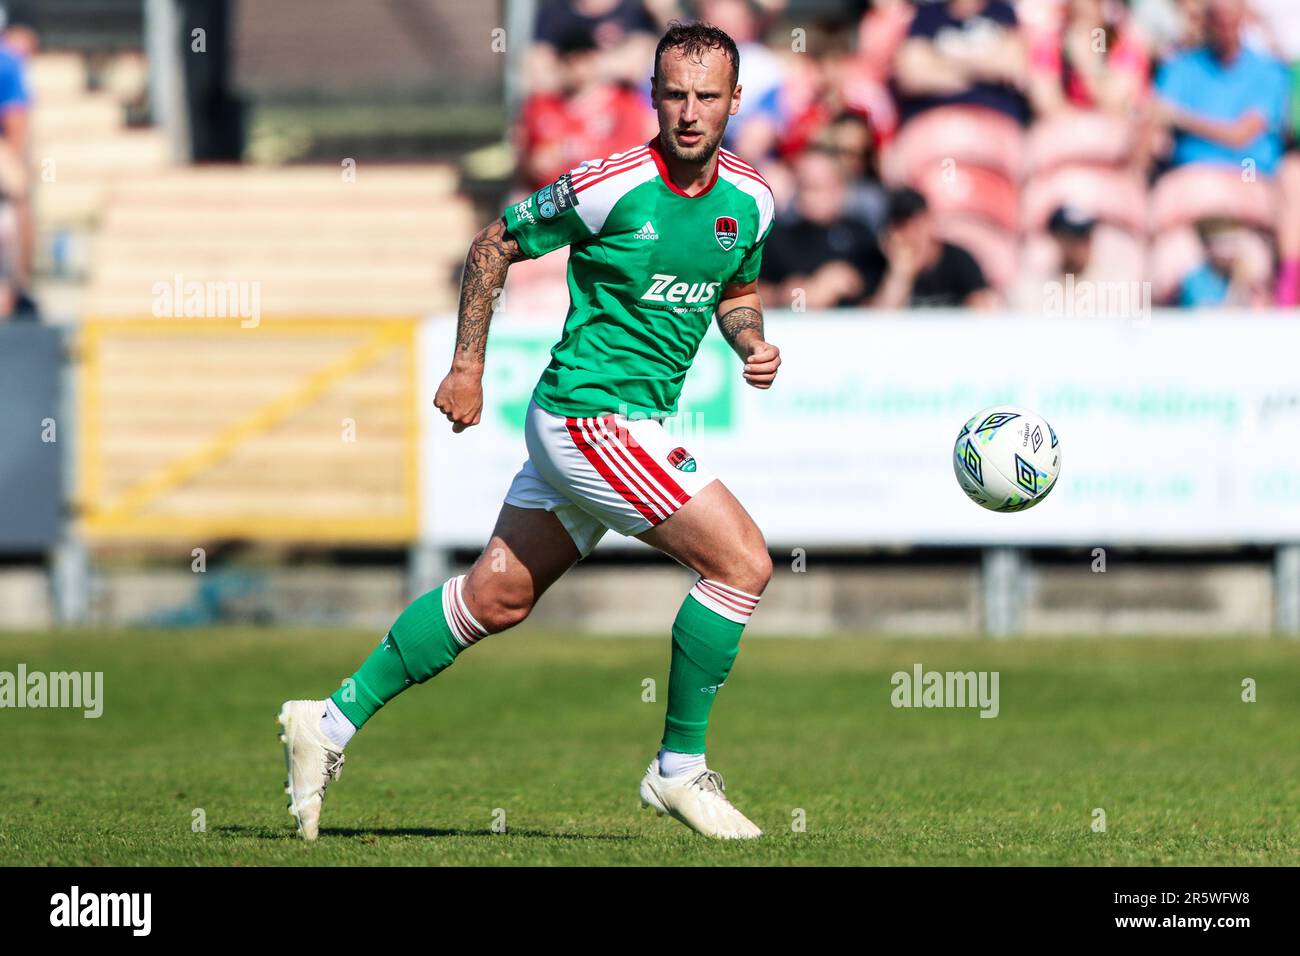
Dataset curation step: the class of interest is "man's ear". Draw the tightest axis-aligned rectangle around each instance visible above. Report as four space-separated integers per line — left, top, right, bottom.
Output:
649 75 658 107
730 82 743 117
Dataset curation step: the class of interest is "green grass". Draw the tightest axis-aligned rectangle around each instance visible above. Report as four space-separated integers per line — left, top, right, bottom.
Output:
1 629 1298 865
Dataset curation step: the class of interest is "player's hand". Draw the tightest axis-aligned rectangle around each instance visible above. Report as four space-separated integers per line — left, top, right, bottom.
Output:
434 369 484 432
742 340 781 389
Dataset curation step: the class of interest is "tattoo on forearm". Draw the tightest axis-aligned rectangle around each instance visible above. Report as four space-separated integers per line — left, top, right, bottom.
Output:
455 218 525 365
717 305 764 348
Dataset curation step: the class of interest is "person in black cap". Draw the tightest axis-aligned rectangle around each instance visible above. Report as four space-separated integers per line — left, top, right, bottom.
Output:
1046 204 1097 279
1008 203 1100 313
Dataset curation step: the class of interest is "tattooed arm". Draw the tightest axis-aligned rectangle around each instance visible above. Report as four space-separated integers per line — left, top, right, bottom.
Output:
434 218 527 432
716 279 781 389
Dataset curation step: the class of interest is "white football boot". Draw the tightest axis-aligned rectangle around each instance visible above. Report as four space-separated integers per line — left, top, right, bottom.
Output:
277 700 345 841
639 758 763 839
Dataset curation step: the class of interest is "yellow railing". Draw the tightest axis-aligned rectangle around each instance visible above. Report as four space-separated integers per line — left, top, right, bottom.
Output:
77 317 420 543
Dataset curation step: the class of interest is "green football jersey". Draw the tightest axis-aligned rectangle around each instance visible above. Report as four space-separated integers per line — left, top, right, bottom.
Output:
501 137 775 418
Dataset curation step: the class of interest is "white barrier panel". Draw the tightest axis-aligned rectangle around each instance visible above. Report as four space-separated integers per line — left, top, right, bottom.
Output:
420 312 1300 548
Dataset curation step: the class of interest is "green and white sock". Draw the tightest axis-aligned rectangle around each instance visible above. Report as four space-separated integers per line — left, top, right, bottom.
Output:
327 574 487 737
661 577 761 756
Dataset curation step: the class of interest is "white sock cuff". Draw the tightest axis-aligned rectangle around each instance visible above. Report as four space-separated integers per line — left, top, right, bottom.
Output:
689 577 761 624
658 747 707 778
443 574 488 647
321 697 357 749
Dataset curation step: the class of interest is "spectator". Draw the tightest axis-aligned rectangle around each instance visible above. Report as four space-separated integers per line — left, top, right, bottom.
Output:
525 0 661 96
1179 216 1274 305
871 187 998 309
0 2 36 58
893 0 1030 127
516 30 657 190
1152 0 1291 301
757 146 885 309
1009 205 1142 313
1028 0 1151 117
818 109 888 232
1245 0 1300 304
1153 0 1289 178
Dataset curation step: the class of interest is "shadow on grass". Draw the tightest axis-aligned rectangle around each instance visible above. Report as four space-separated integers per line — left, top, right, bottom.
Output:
214 825 634 841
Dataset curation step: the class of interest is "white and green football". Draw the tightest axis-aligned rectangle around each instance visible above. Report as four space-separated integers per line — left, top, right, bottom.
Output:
953 405 1061 513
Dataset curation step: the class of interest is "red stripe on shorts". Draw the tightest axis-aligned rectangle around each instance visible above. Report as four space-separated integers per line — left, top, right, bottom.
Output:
565 417 661 524
603 413 691 507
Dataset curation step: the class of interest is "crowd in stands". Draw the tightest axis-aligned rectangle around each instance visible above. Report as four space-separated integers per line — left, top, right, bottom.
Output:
512 0 1300 312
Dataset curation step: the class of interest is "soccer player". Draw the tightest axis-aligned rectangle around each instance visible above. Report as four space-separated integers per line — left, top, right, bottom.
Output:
279 21 779 841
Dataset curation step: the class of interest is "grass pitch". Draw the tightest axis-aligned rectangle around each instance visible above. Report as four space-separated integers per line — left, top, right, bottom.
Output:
1 628 1298 866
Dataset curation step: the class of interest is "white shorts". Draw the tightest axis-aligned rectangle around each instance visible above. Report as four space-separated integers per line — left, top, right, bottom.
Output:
503 398 717 557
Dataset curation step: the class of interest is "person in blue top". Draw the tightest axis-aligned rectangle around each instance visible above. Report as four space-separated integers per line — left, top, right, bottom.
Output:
0 6 33 320
1154 0 1290 177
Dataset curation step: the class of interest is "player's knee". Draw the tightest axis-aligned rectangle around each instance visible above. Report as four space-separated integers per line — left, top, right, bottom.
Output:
468 588 535 634
744 546 773 596
711 544 771 598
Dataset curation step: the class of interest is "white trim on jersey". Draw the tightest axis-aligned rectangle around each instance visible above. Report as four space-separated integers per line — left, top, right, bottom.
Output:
717 149 775 241
568 147 658 237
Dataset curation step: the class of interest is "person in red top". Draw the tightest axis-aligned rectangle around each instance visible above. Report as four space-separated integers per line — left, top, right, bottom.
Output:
1027 0 1150 116
516 30 657 191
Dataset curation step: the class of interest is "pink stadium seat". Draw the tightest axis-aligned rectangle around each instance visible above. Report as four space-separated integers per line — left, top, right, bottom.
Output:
1150 165 1278 233
1021 166 1149 235
1024 111 1139 177
937 216 1019 291
913 163 1019 232
881 106 1025 187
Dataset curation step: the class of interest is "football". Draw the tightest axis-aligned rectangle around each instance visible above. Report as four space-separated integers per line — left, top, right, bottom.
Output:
953 405 1061 512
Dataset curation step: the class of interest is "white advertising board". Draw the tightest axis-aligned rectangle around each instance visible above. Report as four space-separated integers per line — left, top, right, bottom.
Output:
420 313 1300 548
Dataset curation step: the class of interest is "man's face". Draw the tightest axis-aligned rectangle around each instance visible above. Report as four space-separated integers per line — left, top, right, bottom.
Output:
1054 232 1093 275
794 152 846 225
896 212 933 251
827 119 874 178
1206 0 1244 55
651 46 741 163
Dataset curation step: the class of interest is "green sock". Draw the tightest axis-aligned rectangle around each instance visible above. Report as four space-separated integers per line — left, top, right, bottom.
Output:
330 575 485 730
661 582 757 754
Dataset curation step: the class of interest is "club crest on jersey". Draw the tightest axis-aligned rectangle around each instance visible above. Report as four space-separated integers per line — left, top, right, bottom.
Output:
667 446 697 473
714 216 738 250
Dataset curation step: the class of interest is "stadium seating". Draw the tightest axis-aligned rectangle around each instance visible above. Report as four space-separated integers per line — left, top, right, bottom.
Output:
1020 165 1149 235
1150 164 1279 233
1022 111 1139 177
881 106 1025 187
85 167 474 317
28 51 478 321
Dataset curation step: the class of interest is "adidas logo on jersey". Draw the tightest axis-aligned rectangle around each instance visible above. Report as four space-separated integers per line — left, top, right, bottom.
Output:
634 220 659 241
